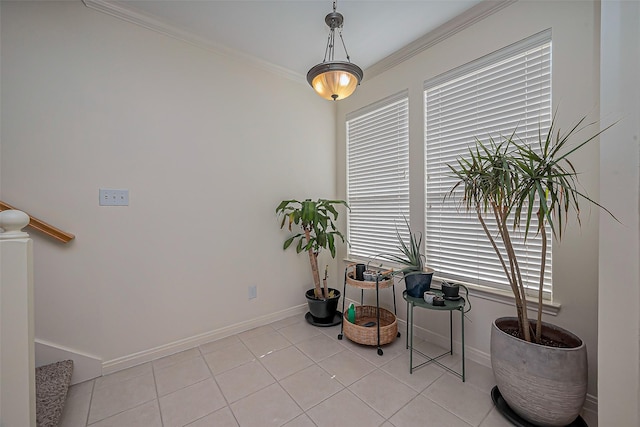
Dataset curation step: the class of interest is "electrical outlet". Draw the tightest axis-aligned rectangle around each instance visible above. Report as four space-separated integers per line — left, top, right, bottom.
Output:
248 285 257 300
99 189 129 206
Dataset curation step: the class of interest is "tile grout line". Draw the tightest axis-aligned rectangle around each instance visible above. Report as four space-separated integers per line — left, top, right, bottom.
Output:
150 361 165 427
421 375 484 426
83 380 97 427
476 403 496 427
261 336 342 425
197 342 242 427
322 333 440 425
87 395 160 425
242 324 347 425
345 361 412 423
88 364 166 426
294 333 399 425
237 338 309 425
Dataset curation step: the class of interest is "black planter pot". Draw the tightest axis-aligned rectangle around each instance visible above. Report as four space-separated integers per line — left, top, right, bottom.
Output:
404 269 434 298
305 288 341 324
441 281 460 299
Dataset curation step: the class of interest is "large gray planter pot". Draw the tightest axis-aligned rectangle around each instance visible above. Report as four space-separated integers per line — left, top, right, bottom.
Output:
491 317 587 426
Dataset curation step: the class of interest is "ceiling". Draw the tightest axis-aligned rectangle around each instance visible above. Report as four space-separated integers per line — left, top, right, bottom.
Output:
106 0 486 79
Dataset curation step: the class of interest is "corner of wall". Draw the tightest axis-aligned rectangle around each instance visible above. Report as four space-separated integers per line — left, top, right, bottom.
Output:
35 340 102 385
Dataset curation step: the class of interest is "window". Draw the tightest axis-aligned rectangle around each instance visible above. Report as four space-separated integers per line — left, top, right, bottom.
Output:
424 30 552 296
347 91 410 260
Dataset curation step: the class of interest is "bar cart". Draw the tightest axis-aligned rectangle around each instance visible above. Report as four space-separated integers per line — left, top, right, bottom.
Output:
337 263 400 355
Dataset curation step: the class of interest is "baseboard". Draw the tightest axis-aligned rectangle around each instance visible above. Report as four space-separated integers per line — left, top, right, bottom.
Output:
102 304 307 375
583 393 598 416
34 339 103 385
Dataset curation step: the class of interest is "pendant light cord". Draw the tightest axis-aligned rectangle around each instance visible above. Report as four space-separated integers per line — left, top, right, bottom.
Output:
334 0 352 62
323 29 333 62
322 0 352 64
338 29 351 63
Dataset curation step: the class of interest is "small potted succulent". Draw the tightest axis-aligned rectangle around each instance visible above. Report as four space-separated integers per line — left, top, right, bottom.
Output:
380 217 434 298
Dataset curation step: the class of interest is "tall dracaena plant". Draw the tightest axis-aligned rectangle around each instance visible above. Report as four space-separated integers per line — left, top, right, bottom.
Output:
276 199 348 299
447 115 614 343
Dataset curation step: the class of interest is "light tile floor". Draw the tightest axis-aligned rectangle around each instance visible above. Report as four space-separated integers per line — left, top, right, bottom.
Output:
59 315 598 427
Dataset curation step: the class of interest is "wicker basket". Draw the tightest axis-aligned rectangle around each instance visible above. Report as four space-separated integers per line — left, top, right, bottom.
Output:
343 305 398 346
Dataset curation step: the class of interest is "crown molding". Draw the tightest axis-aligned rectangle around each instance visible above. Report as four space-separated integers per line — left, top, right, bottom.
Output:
81 0 306 85
365 0 518 80
81 0 516 88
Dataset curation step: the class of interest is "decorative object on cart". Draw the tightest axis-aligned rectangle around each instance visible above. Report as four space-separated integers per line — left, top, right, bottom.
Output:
379 217 435 298
355 263 366 281
362 268 391 282
447 114 616 426
441 281 460 300
423 291 436 304
362 270 375 281
339 263 400 355
359 260 390 282
431 295 445 306
276 198 348 326
431 283 472 310
347 303 356 323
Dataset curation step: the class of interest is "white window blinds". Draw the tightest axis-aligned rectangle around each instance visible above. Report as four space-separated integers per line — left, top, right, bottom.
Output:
347 91 410 260
424 30 552 296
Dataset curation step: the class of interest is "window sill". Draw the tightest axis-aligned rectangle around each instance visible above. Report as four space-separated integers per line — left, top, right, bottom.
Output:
342 257 561 316
437 278 561 317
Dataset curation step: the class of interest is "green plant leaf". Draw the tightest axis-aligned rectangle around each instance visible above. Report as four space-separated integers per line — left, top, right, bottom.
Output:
276 198 348 259
283 235 296 250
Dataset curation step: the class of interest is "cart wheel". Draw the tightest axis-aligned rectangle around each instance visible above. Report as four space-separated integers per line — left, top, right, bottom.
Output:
377 348 383 356
338 334 343 340
397 332 401 338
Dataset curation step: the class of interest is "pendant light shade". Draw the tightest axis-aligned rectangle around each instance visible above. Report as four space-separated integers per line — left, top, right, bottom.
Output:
307 3 363 101
307 62 363 101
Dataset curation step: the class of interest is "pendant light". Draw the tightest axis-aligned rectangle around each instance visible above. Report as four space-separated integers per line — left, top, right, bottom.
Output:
307 1 363 101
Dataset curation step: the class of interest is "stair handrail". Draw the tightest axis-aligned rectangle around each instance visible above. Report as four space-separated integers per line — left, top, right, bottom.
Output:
0 201 75 243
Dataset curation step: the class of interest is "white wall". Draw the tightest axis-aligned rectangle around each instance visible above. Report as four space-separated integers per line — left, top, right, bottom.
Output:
337 0 603 398
0 2 338 368
599 1 640 425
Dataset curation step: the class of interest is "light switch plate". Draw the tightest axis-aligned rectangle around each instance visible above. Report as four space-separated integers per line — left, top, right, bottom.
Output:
99 189 129 206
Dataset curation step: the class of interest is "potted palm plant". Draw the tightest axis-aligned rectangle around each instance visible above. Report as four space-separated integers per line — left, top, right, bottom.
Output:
447 114 614 426
380 217 435 298
276 198 348 325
